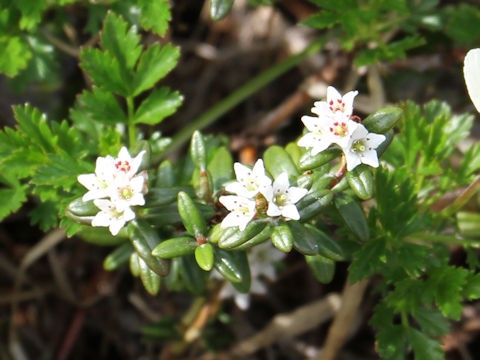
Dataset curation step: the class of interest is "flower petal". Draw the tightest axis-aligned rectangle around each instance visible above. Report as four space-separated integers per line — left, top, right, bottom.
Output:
360 150 380 168
344 151 362 171
366 133 386 148
281 204 300 220
464 48 480 113
285 186 308 204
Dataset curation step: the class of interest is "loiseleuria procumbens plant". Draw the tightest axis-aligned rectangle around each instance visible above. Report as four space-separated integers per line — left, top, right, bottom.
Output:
2 1 480 359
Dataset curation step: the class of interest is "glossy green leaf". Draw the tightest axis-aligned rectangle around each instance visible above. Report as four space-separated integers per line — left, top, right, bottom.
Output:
134 87 183 125
289 221 319 255
264 145 299 179
271 223 293 252
214 248 249 283
195 243 214 271
152 236 197 258
180 255 208 295
77 226 128 246
305 254 335 283
299 147 342 171
155 160 175 187
362 107 403 134
146 186 194 207
210 0 234 20
129 220 169 275
104 243 134 271
66 197 98 217
334 194 369 242
218 221 266 249
297 189 333 221
347 165 374 200
304 224 346 261
207 146 234 194
138 0 171 36
177 191 208 238
139 256 162 295
231 224 273 250
133 43 180 96
190 131 207 170
130 252 141 277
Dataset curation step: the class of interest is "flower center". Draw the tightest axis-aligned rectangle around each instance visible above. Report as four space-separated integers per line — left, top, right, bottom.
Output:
274 193 288 207
115 160 131 172
329 99 345 113
329 121 348 137
120 187 134 199
351 139 367 153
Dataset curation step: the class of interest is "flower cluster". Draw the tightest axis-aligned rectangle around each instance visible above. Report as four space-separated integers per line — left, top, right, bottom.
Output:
213 241 285 310
298 86 386 171
219 160 308 230
77 147 147 235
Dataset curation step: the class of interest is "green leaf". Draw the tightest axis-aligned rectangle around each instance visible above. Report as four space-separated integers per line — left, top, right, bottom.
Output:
297 189 333 221
101 12 142 72
299 147 341 171
134 87 183 125
349 237 386 283
190 131 207 170
271 223 293 252
77 226 128 246
301 11 338 29
230 225 273 250
0 36 32 77
104 243 134 271
139 256 162 295
129 220 169 276
362 107 403 134
214 248 249 284
13 104 56 153
408 328 445 360
0 174 27 221
218 221 267 249
133 44 180 96
195 243 214 271
155 160 176 187
305 254 335 284
207 146 234 194
264 145 299 180
210 0 234 20
138 0 171 36
414 308 450 337
429 266 468 320
152 236 197 258
304 224 346 261
71 86 127 125
464 273 480 300
180 254 208 294
177 191 208 238
334 194 370 242
80 48 128 95
29 201 58 231
376 325 407 360
130 252 141 277
347 165 374 200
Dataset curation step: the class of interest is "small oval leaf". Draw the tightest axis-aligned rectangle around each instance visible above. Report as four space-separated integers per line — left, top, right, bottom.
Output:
347 165 374 200
362 107 403 134
195 243 215 271
271 223 294 252
152 236 197 258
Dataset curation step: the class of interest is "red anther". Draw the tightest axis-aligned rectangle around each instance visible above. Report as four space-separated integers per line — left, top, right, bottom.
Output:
333 122 338 126
337 99 342 103
329 100 333 105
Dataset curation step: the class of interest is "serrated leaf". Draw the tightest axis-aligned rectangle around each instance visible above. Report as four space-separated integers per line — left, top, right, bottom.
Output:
0 175 27 221
134 87 183 125
0 36 32 77
414 308 450 337
376 325 407 360
349 237 386 283
72 86 127 125
13 104 56 153
408 328 445 360
15 0 48 31
29 201 58 231
139 0 171 36
80 48 129 95
101 12 142 72
133 43 180 96
301 11 338 29
429 266 468 320
464 273 480 300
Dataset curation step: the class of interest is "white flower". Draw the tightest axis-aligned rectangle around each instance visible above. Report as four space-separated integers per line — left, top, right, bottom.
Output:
112 146 146 179
312 86 358 118
225 159 272 198
77 156 116 201
262 172 308 221
297 115 332 155
108 173 146 212
464 48 480 113
219 195 257 231
342 124 386 171
324 113 359 149
91 199 136 236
